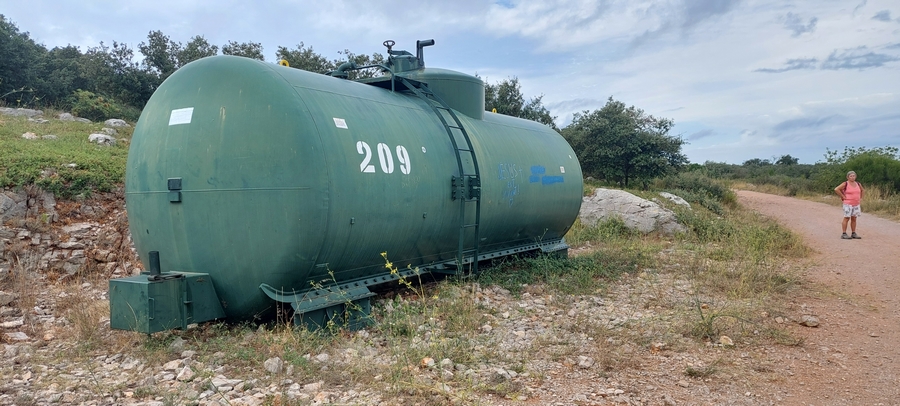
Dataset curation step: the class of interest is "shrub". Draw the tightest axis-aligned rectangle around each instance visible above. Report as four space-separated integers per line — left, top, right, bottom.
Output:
68 90 139 122
655 172 736 213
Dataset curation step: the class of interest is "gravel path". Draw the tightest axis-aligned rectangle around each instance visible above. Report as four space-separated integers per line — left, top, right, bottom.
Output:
737 190 900 405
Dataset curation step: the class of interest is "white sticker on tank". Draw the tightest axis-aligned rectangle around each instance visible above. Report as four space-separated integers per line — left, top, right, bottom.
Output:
560 166 566 173
333 117 348 129
168 108 194 126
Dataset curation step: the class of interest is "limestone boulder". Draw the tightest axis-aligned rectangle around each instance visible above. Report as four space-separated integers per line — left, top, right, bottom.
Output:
579 188 686 235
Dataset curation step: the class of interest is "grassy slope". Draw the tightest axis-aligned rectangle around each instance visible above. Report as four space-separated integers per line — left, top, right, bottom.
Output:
0 113 131 198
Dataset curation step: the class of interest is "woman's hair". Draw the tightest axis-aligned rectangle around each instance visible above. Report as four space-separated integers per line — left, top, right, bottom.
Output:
847 171 856 177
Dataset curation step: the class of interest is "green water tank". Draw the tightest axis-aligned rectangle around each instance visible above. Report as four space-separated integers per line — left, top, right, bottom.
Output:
124 50 582 321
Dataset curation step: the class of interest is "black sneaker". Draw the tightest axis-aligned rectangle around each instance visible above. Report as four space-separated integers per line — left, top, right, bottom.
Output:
851 232 861 239
841 233 851 239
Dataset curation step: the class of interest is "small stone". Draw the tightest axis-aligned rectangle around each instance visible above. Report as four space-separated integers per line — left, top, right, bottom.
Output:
181 350 196 359
0 291 16 306
104 119 130 127
314 353 330 363
163 359 182 370
264 357 284 374
719 335 734 347
420 357 435 368
869 332 880 337
799 315 819 327
494 368 513 381
42 134 58 140
88 134 117 146
4 332 28 341
481 324 492 333
303 381 323 392
677 380 690 388
775 316 785 324
577 356 595 369
169 337 186 351
22 132 39 140
176 366 194 381
0 319 24 328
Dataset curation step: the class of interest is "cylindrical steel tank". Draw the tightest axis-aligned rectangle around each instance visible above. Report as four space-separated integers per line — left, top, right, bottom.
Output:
125 54 582 320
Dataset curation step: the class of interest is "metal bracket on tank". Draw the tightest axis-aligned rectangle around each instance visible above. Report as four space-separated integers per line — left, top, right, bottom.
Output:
259 283 376 330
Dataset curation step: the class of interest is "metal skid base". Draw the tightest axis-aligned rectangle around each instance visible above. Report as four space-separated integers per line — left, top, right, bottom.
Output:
260 238 568 331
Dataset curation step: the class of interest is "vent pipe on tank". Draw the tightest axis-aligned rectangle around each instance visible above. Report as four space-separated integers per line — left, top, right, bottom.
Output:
416 39 435 68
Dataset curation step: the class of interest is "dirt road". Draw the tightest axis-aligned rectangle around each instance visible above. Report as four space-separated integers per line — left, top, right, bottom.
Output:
737 190 900 405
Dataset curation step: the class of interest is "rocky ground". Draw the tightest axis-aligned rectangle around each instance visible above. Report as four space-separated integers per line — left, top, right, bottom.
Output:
2 191 898 405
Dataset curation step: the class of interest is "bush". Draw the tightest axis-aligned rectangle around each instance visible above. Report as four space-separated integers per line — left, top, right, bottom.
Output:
68 90 139 122
655 172 736 213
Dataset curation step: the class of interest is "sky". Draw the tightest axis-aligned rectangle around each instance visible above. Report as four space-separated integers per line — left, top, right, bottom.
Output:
3 0 899 164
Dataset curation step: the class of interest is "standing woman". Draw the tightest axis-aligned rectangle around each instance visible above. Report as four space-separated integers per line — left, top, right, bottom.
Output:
835 171 864 239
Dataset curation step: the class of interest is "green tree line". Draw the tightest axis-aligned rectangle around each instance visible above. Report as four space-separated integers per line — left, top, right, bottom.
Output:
1 14 690 189
0 15 384 120
695 147 900 195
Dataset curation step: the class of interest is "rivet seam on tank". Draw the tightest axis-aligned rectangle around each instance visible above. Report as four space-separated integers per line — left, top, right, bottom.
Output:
169 107 194 126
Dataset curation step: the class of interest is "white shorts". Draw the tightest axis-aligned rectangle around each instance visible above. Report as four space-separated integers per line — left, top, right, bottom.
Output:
842 204 861 218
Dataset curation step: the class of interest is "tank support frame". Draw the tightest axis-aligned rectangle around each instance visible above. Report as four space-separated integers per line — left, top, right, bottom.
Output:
260 239 568 330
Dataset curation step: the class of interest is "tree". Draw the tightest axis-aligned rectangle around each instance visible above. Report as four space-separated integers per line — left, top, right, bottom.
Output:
37 45 88 105
562 97 687 188
81 41 157 108
742 158 771 166
0 14 44 105
222 41 264 60
775 155 799 165
138 30 181 78
484 77 558 130
275 42 334 73
333 49 385 79
177 35 218 66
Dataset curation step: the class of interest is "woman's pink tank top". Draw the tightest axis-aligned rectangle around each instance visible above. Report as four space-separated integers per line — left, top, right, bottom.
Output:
844 182 861 206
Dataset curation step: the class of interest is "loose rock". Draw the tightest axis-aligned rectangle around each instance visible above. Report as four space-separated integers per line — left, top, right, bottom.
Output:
799 315 820 327
264 357 284 374
88 134 117 146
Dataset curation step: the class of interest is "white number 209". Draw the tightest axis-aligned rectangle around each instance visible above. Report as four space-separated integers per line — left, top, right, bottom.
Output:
357 141 411 175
